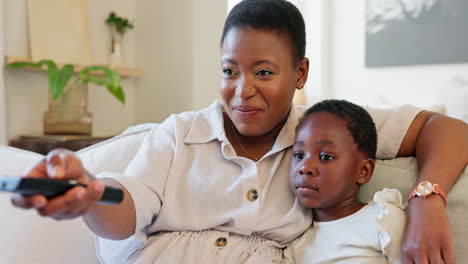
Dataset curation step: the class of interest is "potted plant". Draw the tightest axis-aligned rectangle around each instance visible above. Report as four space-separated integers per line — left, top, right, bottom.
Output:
106 12 134 67
8 60 125 135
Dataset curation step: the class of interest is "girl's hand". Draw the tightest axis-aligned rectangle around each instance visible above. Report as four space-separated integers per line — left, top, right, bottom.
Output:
11 148 105 220
402 197 455 264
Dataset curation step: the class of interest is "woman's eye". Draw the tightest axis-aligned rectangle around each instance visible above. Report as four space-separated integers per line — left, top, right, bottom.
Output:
223 68 236 76
256 69 273 76
319 153 334 161
293 152 304 160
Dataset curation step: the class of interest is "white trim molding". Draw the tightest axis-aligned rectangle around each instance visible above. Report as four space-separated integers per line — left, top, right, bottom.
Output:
0 0 7 144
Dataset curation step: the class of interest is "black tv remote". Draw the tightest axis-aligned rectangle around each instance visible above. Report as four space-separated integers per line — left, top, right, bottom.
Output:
0 176 123 205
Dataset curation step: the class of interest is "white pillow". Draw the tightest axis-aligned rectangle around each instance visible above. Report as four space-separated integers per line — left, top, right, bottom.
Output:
438 78 468 122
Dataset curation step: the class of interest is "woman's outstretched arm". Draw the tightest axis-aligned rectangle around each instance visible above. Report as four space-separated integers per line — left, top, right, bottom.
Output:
11 149 137 240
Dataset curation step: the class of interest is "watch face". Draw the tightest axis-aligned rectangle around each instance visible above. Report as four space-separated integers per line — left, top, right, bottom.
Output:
416 181 433 197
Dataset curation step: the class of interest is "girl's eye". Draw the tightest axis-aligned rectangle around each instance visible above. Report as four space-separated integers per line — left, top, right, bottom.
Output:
293 152 304 160
256 69 273 76
319 153 334 161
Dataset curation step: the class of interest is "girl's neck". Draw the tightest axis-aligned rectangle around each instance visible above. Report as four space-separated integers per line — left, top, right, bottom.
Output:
312 197 366 222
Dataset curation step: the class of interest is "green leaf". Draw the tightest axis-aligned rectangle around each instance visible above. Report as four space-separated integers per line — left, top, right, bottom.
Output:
106 11 134 35
51 64 74 100
107 84 125 104
79 66 125 104
44 61 59 99
8 60 124 104
7 62 38 68
7 60 56 71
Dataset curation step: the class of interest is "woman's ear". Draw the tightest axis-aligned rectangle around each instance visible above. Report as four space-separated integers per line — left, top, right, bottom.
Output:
356 158 375 185
296 57 309 89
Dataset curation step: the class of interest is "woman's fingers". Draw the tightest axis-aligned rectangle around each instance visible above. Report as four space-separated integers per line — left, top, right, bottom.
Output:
37 180 105 220
441 234 456 264
427 250 443 264
11 194 47 209
11 148 97 220
24 158 48 178
46 148 84 180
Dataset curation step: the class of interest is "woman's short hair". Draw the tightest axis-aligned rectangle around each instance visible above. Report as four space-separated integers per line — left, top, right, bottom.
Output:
221 0 306 64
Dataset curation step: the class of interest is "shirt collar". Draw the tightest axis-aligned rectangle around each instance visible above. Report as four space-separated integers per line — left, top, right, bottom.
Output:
269 104 306 153
184 100 227 144
184 100 307 151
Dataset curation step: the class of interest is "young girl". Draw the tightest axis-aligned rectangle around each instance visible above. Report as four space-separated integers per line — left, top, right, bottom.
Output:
11 0 467 263
284 99 406 264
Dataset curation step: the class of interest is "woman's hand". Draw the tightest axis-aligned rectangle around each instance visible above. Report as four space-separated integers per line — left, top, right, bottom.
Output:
11 148 105 220
402 197 455 264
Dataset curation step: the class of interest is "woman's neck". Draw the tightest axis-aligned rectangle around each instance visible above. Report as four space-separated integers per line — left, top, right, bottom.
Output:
224 112 288 161
312 197 366 222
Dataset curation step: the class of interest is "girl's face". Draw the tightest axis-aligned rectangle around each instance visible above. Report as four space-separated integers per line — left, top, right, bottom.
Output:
220 27 308 137
289 112 372 210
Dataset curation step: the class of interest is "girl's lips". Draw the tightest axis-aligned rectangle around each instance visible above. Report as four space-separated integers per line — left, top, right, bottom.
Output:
296 183 319 192
296 186 319 197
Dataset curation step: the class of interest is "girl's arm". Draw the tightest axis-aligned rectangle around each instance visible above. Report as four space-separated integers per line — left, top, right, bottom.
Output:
397 111 468 264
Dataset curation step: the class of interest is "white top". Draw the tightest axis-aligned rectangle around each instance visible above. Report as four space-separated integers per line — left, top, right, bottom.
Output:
283 189 407 264
94 100 420 263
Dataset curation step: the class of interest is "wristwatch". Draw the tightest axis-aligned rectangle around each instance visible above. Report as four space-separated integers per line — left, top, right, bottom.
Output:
408 181 447 206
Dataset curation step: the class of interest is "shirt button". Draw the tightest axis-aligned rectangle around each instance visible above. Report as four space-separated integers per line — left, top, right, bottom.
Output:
215 237 227 247
247 189 259 201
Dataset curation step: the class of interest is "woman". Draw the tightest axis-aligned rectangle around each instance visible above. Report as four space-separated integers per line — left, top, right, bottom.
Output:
12 0 467 263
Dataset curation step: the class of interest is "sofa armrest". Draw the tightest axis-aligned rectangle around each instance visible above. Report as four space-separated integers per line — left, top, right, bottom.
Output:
78 123 158 175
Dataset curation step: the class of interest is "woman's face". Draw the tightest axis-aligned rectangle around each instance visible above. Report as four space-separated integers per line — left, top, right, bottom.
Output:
220 27 308 137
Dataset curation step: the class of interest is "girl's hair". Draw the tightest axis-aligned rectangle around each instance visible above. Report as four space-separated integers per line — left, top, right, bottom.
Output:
297 99 378 160
221 0 306 64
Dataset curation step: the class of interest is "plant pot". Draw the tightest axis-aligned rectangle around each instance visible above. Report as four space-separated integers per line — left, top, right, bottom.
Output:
108 27 126 67
43 81 92 135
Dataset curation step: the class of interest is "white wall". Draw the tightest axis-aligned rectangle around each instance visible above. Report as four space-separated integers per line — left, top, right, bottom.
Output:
135 0 193 124
0 0 7 144
135 0 227 123
3 0 136 140
3 0 229 141
327 0 468 111
192 0 226 110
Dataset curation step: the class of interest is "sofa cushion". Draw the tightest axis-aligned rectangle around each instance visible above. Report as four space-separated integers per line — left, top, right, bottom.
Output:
0 125 466 263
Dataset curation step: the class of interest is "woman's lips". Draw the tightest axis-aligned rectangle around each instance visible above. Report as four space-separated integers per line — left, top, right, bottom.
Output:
233 106 262 119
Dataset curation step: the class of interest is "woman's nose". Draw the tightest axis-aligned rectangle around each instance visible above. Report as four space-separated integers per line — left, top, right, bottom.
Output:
235 76 256 99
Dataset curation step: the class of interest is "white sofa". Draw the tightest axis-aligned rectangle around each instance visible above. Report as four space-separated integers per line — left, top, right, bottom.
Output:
0 124 467 263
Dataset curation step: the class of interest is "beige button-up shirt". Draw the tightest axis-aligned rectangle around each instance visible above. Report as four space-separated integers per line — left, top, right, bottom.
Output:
96 100 421 263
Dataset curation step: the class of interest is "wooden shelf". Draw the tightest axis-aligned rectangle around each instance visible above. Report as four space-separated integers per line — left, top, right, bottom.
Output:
5 56 140 77
10 135 113 155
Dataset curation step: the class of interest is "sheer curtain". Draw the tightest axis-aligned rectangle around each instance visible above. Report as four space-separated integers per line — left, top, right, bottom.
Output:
226 0 330 106
0 0 7 144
